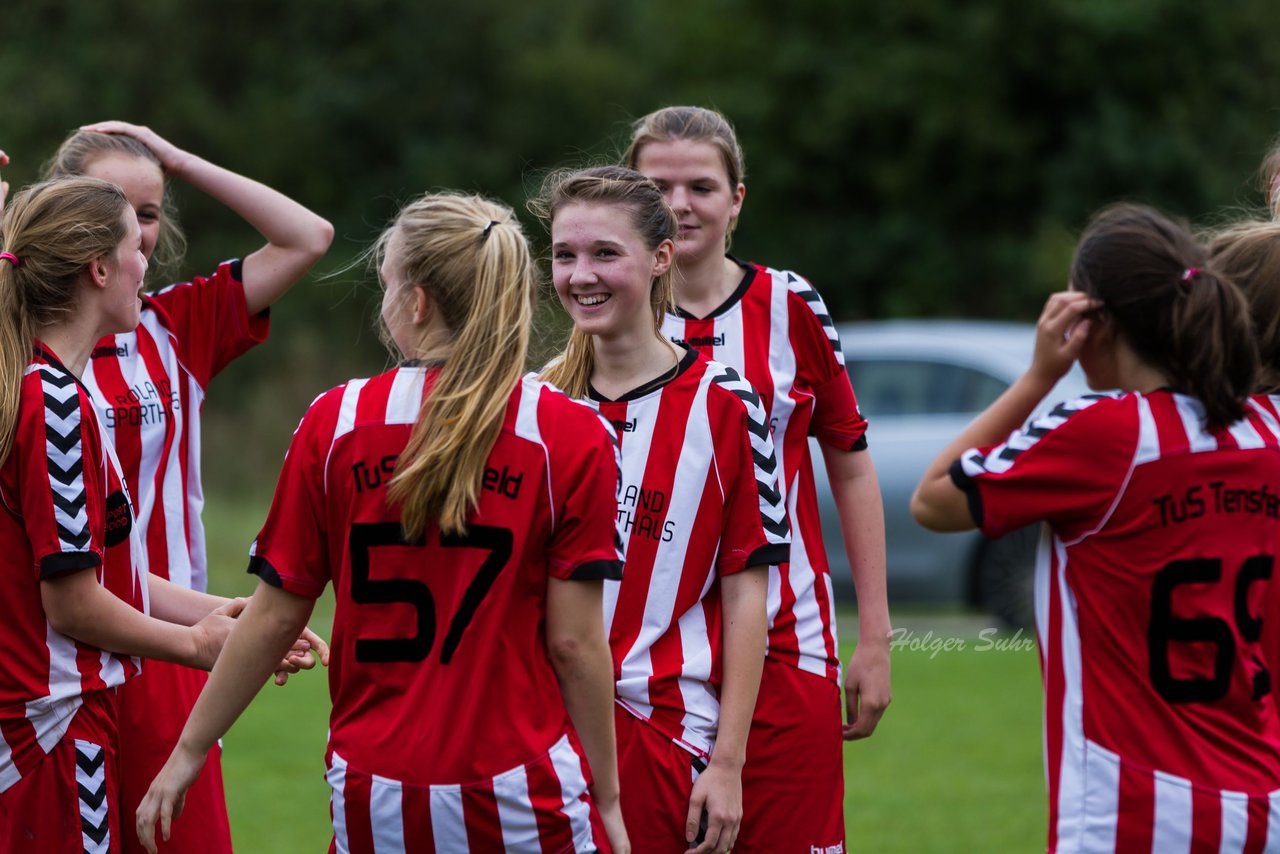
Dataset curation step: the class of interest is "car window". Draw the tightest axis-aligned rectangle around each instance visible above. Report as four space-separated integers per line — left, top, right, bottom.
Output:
848 358 1008 416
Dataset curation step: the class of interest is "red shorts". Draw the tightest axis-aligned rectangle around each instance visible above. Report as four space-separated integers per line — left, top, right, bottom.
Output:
117 660 231 854
0 688 121 854
735 658 845 854
326 732 610 853
615 705 705 851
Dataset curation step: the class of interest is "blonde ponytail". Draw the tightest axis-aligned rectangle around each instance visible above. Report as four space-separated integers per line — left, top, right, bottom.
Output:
379 194 535 538
0 177 129 465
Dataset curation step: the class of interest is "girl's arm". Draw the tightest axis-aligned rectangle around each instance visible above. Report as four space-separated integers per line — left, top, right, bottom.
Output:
545 577 629 854
911 291 1099 532
41 569 243 670
147 576 329 681
685 564 767 854
136 580 314 853
821 445 893 739
80 121 334 315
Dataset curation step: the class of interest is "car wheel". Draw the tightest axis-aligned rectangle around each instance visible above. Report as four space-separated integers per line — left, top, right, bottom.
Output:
972 525 1039 629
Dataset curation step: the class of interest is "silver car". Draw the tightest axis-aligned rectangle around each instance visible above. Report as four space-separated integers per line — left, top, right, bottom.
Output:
815 320 1091 626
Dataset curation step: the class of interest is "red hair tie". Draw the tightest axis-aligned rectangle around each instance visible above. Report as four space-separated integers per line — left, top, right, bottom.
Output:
1181 267 1200 282
0 252 19 268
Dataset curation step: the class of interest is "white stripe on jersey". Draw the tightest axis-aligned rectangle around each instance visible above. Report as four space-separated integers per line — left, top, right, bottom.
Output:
385 369 425 424
1219 791 1250 853
325 379 368 492
369 774 406 853
1052 535 1089 849
1152 770 1194 854
1250 397 1280 441
492 763 538 850
428 784 468 851
613 370 716 715
1227 418 1266 450
327 751 351 854
0 730 17 793
1134 393 1162 465
1078 740 1120 852
1267 791 1280 851
547 734 597 852
1175 396 1217 453
44 620 83 711
516 375 551 528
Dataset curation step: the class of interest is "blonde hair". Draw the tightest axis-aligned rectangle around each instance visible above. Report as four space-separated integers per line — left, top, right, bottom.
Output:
1209 219 1280 393
0 176 130 464
44 130 186 283
374 193 534 538
530 166 677 398
624 105 745 244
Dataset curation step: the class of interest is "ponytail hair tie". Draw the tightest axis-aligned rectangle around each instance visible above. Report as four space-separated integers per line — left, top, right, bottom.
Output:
1182 267 1201 282
0 252 19 268
480 220 499 243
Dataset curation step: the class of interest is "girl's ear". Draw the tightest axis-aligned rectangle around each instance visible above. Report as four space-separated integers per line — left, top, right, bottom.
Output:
411 285 432 325
652 239 675 278
729 182 746 222
87 255 111 290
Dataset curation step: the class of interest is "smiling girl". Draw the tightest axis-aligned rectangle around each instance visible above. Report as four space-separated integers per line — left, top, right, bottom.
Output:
536 166 784 853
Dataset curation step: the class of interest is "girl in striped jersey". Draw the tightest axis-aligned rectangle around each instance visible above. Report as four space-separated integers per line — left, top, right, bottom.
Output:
626 105 890 852
137 192 627 854
0 177 304 853
36 120 335 854
914 204 1280 853
536 166 784 853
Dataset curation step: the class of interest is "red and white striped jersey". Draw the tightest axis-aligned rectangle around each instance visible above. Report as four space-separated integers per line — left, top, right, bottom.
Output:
82 259 269 593
326 733 601 853
953 390 1280 852
587 348 789 758
661 261 865 682
0 344 147 794
249 366 623 789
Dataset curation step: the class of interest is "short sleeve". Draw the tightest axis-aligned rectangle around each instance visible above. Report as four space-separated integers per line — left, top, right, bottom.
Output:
713 369 791 576
949 394 1136 540
543 393 625 582
147 259 270 388
247 390 339 599
19 370 107 578
787 282 868 451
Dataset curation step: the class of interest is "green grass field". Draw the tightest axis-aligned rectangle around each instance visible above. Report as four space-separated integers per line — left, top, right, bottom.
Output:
202 494 1047 852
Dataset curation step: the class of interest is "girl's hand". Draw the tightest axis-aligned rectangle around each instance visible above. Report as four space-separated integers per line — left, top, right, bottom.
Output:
844 629 893 739
135 739 207 854
189 597 246 670
271 626 331 686
685 762 742 854
1029 291 1102 385
0 149 10 214
79 121 192 176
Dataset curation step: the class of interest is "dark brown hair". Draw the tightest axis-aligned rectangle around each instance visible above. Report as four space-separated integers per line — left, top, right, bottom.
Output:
1070 203 1257 429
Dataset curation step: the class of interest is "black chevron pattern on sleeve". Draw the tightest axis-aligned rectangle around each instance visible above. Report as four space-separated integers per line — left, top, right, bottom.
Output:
708 364 790 544
37 367 92 552
75 740 110 853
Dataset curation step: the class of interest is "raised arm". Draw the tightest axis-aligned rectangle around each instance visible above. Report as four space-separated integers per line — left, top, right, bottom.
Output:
911 291 1099 531
80 121 334 314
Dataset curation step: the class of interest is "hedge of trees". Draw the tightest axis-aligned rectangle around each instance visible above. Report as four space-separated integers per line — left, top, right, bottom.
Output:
5 0 1279 492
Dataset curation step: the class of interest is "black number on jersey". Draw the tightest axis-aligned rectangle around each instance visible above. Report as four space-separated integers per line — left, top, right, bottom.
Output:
1148 555 1272 704
348 522 514 664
